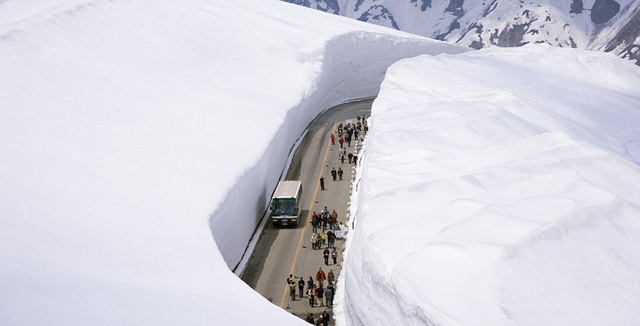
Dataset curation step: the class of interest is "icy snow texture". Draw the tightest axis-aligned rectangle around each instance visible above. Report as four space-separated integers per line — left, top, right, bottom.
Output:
0 0 466 325
341 46 640 326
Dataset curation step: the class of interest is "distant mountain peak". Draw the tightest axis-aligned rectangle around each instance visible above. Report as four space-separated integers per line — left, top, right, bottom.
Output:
284 0 640 65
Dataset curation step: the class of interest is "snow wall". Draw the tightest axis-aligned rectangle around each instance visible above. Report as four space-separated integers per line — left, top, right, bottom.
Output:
0 0 467 324
212 32 468 270
340 46 640 326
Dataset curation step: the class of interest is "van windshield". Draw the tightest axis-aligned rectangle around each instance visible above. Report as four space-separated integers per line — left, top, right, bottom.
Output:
273 198 296 216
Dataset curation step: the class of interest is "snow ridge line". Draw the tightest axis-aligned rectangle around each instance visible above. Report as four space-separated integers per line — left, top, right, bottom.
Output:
0 0 105 38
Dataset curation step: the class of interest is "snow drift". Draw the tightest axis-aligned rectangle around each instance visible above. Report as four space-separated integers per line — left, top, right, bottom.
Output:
0 0 465 324
341 46 640 325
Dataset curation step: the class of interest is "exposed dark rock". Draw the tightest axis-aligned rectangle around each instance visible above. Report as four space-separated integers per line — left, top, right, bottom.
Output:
496 23 530 46
483 0 499 18
284 0 339 13
284 0 311 6
358 5 400 30
489 27 500 45
322 0 341 13
411 0 431 11
457 22 481 40
354 0 364 12
605 8 640 65
470 40 484 49
591 0 620 24
570 0 584 14
412 0 432 11
435 20 461 40
422 0 432 11
456 22 484 48
446 0 465 18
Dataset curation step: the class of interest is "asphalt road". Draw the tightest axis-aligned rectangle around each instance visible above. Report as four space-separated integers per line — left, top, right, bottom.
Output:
241 99 372 324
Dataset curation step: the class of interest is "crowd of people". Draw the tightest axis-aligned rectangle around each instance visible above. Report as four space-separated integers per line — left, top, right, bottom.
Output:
330 116 367 151
288 115 368 325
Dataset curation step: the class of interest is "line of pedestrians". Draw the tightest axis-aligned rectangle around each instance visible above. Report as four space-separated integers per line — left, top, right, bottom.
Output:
293 115 368 326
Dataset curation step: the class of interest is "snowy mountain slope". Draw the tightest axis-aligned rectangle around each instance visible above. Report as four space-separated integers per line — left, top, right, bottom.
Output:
0 0 466 324
285 0 640 64
339 46 640 325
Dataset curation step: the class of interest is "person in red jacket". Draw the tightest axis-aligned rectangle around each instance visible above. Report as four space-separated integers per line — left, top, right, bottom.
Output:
315 267 326 288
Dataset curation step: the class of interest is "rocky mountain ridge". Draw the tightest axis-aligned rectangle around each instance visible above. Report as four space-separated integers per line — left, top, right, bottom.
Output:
285 0 640 65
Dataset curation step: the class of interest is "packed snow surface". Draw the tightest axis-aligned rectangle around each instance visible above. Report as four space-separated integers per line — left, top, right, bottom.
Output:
340 46 640 325
0 0 466 324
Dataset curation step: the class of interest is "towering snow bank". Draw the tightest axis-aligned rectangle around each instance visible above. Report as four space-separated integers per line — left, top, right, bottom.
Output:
0 0 465 324
342 46 640 325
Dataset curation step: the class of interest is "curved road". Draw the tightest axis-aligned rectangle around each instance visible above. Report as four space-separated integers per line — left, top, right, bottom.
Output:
241 99 372 323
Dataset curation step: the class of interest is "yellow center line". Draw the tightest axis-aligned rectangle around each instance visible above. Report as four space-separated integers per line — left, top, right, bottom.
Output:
279 106 356 308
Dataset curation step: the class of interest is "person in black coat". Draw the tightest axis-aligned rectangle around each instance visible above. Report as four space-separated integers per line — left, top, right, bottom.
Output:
322 311 330 325
305 313 314 324
323 247 330 265
298 277 305 298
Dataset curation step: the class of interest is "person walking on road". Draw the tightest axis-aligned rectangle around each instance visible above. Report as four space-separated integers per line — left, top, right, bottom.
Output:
290 278 297 301
325 285 334 308
316 284 325 307
307 275 314 290
353 154 358 166
330 133 335 145
306 313 315 324
340 153 345 164
348 152 353 164
337 167 343 180
339 137 344 148
331 210 338 227
287 274 297 301
331 167 337 181
319 176 325 190
316 267 326 288
327 269 335 286
327 230 335 249
323 247 330 265
322 311 331 325
311 211 319 233
332 248 338 265
311 232 317 250
308 285 316 307
299 277 305 298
